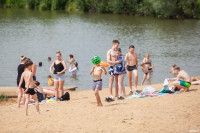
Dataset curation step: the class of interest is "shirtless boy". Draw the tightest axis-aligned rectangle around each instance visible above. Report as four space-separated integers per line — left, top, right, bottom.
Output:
18 59 40 116
90 56 107 106
140 62 155 85
125 45 138 94
169 66 191 92
107 40 121 99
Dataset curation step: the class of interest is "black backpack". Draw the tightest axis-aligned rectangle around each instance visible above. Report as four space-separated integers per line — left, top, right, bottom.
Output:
60 92 70 101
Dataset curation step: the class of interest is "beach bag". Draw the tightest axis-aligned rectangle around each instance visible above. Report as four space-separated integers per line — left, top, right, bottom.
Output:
60 92 70 101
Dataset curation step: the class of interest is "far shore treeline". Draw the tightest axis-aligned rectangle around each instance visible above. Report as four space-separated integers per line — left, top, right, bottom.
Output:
0 0 200 19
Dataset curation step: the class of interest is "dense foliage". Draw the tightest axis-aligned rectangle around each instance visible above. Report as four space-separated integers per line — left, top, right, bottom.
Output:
0 0 200 18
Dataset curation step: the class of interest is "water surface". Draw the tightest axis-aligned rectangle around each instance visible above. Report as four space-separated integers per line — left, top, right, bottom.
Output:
0 9 200 90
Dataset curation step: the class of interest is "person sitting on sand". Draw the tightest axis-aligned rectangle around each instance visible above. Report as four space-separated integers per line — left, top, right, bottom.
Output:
169 66 191 92
125 45 138 94
169 64 177 74
18 59 40 116
69 54 75 65
140 62 155 85
90 56 107 106
47 75 54 86
191 77 200 85
69 62 78 77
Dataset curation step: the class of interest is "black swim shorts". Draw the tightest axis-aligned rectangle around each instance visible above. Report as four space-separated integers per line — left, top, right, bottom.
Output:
24 88 36 95
127 65 137 71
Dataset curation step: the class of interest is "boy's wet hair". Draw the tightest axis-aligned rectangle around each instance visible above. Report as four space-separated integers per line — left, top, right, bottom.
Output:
34 81 40 86
172 64 177 67
24 59 33 68
56 50 62 55
69 54 74 58
174 66 180 71
117 48 121 52
48 75 51 78
112 40 120 44
129 45 135 49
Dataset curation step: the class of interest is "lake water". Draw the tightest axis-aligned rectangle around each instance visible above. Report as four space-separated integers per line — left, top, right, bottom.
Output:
0 9 200 90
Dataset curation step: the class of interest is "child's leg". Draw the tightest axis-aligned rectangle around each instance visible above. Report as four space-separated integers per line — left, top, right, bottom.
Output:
118 75 123 97
22 89 25 105
59 80 65 97
133 70 138 90
94 89 102 106
115 75 119 97
109 76 114 98
121 74 126 96
25 94 30 116
127 71 132 91
54 81 59 101
17 87 22 108
32 94 40 114
173 81 189 92
147 73 151 85
141 74 147 86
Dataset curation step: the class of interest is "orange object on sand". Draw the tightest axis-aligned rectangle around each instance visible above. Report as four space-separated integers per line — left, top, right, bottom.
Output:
100 61 109 67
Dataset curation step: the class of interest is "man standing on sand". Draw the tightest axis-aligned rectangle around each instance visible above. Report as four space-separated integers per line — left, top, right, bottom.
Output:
125 45 138 94
106 40 121 101
169 66 191 92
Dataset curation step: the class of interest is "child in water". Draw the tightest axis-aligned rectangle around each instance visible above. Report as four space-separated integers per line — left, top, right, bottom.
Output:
69 62 78 77
140 62 155 85
90 56 107 106
69 54 75 64
47 75 54 86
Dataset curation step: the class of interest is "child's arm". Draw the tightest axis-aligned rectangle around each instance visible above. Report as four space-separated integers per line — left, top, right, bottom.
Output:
90 66 95 75
124 54 128 68
136 53 138 68
50 62 54 74
101 66 107 75
17 73 24 90
149 66 155 69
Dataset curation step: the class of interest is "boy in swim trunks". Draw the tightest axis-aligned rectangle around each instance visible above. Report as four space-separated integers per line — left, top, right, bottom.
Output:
125 45 138 94
18 59 40 116
169 66 191 92
90 60 107 106
107 40 121 99
140 62 155 85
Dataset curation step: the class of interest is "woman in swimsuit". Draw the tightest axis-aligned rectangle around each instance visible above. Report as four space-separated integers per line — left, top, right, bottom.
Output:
17 55 26 107
50 50 67 101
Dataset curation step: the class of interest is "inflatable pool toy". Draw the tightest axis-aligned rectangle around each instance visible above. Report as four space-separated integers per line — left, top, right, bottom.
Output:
100 61 109 67
43 88 55 96
91 55 101 65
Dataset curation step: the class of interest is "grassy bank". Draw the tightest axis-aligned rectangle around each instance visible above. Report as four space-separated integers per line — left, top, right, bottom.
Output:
0 0 200 19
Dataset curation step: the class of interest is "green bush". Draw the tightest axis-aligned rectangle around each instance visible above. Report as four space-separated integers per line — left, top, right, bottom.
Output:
0 0 6 7
0 94 7 101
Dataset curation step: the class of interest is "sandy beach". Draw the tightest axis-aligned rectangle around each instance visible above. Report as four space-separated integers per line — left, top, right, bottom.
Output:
0 80 200 133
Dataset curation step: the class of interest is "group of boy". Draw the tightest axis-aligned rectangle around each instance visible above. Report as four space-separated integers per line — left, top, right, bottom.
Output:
90 40 194 106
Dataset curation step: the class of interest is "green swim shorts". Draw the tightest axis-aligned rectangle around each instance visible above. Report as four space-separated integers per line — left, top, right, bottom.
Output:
179 80 191 88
